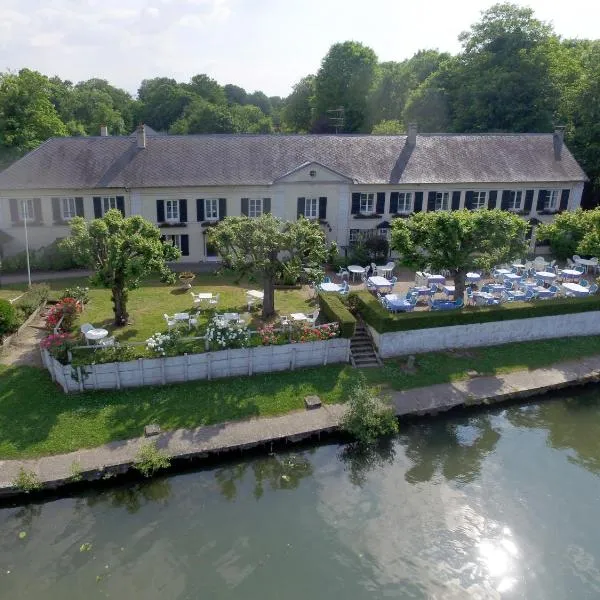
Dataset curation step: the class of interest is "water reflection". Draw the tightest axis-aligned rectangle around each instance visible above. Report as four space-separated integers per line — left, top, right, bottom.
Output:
401 414 501 484
215 453 314 500
508 395 600 473
84 478 172 514
339 438 396 487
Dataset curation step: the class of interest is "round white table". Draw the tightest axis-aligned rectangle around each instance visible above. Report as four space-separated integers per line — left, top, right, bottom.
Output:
562 282 590 297
85 328 108 343
319 282 342 292
503 273 522 281
466 272 481 282
347 265 366 281
495 268 511 275
535 271 556 281
560 269 582 280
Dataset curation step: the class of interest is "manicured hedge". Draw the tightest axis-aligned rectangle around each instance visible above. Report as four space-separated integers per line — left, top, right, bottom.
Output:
350 290 600 333
318 293 356 338
0 299 17 336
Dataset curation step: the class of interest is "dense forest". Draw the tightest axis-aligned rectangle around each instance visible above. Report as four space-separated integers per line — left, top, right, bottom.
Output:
0 3 598 200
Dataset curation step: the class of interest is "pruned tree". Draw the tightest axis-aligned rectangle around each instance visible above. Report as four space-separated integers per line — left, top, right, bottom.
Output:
391 209 528 301
208 214 328 318
536 208 593 261
60 210 180 325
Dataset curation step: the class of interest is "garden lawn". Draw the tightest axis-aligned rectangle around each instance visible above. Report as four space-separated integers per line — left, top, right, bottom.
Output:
3 335 600 459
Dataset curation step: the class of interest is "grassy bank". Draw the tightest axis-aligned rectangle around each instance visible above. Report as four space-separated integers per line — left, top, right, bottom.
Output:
2 335 600 459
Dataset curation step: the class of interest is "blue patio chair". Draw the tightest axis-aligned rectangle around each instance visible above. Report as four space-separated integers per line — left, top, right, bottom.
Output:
454 297 464 309
389 276 398 286
504 280 513 290
525 289 535 301
481 284 491 293
589 283 598 294
339 281 349 295
323 276 331 284
549 285 559 294
580 279 589 287
536 278 544 287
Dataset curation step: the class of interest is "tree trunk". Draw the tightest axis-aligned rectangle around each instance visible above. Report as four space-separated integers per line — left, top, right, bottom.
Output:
111 285 129 326
262 277 276 319
454 269 467 304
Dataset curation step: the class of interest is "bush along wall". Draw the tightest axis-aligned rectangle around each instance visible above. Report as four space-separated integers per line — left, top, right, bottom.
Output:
350 290 600 333
318 293 357 338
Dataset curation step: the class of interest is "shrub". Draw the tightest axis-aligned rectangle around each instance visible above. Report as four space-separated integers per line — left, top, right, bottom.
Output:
318 293 357 338
364 237 389 263
0 299 17 336
206 316 250 350
0 240 87 273
341 376 398 445
257 324 288 346
145 330 184 357
44 297 82 331
60 285 89 305
40 333 75 364
290 322 339 342
134 441 171 477
12 283 50 323
350 290 600 333
70 344 140 367
12 467 42 492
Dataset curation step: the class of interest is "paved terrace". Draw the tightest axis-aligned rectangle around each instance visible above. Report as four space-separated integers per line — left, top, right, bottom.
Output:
1 354 599 499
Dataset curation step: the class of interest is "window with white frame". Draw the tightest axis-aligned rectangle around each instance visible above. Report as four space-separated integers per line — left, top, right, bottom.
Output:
248 198 263 218
349 229 359 244
435 192 449 211
506 190 523 211
165 234 181 250
61 197 77 220
18 199 34 221
304 198 318 218
472 191 487 209
545 189 559 211
102 196 117 214
397 192 412 213
360 192 375 214
165 199 179 222
205 198 219 220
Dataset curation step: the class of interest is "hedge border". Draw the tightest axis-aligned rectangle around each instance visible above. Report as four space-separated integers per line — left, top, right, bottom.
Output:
350 290 600 333
318 293 356 338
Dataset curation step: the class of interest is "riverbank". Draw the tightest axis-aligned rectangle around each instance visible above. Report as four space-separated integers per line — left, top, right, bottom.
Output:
1 353 600 500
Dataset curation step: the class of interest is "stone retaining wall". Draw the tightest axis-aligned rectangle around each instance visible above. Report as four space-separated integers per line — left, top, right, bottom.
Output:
42 337 351 393
368 311 600 358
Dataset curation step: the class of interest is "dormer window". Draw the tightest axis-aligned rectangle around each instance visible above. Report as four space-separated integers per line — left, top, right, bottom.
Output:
309 170 317 177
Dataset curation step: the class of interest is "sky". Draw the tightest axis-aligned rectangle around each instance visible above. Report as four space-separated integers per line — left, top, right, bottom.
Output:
0 0 598 98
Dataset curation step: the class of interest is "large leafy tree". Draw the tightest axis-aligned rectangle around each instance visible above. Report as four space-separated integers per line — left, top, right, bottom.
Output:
282 75 315 132
314 41 378 132
208 215 327 318
60 210 180 326
136 77 192 131
391 209 528 301
536 209 593 261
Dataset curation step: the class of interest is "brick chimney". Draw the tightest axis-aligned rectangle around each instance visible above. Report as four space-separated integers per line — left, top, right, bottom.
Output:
553 126 565 160
137 123 146 149
407 122 418 146
100 124 108 136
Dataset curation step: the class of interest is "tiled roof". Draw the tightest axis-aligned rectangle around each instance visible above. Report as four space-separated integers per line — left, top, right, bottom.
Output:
0 132 587 190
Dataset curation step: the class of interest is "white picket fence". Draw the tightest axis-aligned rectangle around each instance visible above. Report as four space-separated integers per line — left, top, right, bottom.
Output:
41 337 351 393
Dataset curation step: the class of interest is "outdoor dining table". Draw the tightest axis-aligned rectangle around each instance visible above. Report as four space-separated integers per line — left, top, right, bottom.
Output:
559 269 582 281
473 291 496 300
512 263 526 271
503 273 522 282
384 294 414 312
290 312 308 321
85 328 108 343
562 282 590 297
246 290 264 300
533 286 553 298
507 290 527 301
319 282 343 292
487 283 505 293
347 265 366 281
574 257 597 271
535 271 556 282
367 276 393 291
440 284 455 296
495 268 511 276
376 265 394 278
466 272 481 283
425 273 445 284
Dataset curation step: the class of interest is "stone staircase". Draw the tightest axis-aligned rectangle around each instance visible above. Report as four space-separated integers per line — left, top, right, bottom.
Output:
350 321 382 368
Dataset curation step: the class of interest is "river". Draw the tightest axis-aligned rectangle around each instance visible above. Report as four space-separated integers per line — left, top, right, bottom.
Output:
1 389 600 599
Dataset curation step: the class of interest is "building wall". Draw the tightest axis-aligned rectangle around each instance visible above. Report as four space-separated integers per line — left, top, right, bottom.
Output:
0 179 585 262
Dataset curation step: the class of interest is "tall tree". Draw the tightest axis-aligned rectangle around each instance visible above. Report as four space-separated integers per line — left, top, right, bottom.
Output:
0 69 68 151
208 215 327 318
136 77 192 131
223 84 248 105
186 74 227 105
536 209 592 261
170 98 236 134
282 75 315 132
314 41 378 132
60 210 179 325
391 209 528 301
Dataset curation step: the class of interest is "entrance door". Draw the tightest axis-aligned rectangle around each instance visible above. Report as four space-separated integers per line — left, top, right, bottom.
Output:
204 236 219 262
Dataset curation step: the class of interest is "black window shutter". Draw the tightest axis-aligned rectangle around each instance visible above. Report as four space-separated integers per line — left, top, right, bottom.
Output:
427 191 436 211
351 193 360 214
559 189 570 211
93 196 102 218
181 235 189 256
536 190 547 212
465 191 473 210
376 192 385 214
33 198 42 222
319 197 327 219
156 199 165 222
116 196 125 216
524 190 534 213
9 199 19 222
52 197 62 222
219 198 226 219
413 192 423 213
451 191 460 210
196 199 204 221
297 197 305 219
263 198 271 214
389 192 399 213
241 198 249 216
500 191 511 210
179 198 187 222
488 190 497 209
75 197 84 217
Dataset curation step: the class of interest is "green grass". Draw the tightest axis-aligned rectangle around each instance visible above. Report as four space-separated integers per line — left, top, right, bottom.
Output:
3 273 315 343
3 335 600 459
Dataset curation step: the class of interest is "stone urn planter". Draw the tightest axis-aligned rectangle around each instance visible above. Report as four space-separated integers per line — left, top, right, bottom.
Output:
178 272 196 290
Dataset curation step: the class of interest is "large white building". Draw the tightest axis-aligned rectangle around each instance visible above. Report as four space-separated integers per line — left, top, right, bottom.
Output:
0 124 587 262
